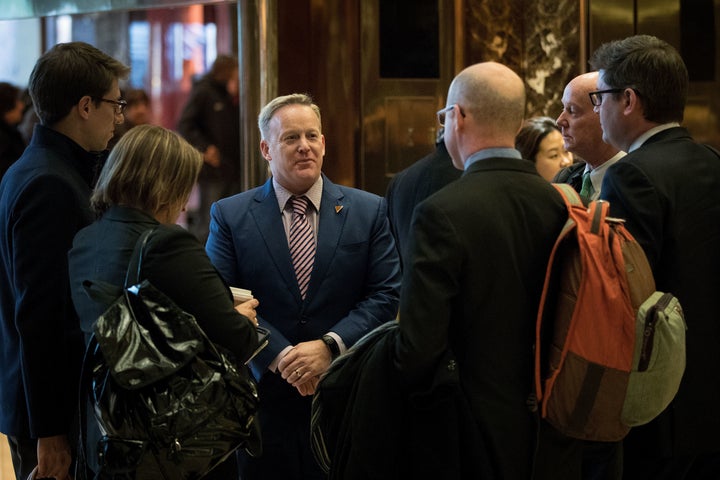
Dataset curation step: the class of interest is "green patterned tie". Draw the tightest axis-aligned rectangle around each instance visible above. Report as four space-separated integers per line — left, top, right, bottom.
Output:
579 171 594 202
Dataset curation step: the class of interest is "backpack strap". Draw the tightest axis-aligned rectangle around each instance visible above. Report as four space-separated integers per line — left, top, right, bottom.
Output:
552 182 583 208
124 228 157 287
534 183 610 404
76 227 157 478
550 184 580 239
588 200 610 235
552 182 609 235
534 185 577 402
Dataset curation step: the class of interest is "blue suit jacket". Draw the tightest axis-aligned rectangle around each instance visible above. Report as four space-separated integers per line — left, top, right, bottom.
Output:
206 174 401 378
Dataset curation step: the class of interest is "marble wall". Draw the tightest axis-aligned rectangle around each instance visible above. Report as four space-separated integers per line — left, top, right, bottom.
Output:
464 0 582 118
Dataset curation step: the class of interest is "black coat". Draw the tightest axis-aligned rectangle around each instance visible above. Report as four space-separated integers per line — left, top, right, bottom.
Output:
0 125 99 437
315 322 487 480
396 156 567 479
552 162 585 192
385 141 461 268
68 205 258 472
601 127 720 458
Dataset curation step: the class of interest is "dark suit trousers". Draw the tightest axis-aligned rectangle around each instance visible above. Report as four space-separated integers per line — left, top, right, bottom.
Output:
239 374 326 480
534 421 622 480
623 453 720 480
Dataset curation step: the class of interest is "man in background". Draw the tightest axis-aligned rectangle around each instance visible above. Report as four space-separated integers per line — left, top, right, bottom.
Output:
385 127 461 268
108 88 152 149
592 34 720 479
0 82 26 180
0 42 129 480
177 54 241 243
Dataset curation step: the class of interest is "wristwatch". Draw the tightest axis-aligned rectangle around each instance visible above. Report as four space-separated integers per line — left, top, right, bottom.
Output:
321 334 340 360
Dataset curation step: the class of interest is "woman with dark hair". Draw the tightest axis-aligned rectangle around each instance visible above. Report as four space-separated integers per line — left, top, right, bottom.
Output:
0 82 27 180
516 116 573 181
68 124 259 479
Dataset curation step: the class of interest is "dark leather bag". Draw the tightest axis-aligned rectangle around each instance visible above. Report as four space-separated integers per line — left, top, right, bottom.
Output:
78 228 260 479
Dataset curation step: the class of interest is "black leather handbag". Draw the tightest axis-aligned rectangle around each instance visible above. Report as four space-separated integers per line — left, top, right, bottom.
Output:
78 228 260 479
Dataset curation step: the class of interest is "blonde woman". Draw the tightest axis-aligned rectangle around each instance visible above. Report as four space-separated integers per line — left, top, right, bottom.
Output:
68 124 258 479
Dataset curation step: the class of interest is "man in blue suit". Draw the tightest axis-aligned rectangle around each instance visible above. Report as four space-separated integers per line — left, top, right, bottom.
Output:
206 93 401 479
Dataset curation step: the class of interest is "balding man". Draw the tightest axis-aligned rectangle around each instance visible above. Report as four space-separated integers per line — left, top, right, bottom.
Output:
536 71 627 480
394 62 567 479
553 72 625 203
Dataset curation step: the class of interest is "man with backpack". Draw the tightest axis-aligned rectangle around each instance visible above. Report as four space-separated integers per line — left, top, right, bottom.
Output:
592 35 720 479
535 71 628 480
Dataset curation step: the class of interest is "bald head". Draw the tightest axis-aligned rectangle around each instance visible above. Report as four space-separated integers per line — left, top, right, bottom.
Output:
557 71 620 168
444 63 526 167
449 62 526 136
568 71 598 96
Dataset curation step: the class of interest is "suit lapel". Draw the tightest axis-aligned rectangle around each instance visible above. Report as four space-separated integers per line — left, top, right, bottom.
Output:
567 165 585 192
307 177 346 299
250 180 298 295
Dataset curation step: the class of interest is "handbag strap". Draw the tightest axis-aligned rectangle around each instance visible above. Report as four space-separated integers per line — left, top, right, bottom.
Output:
122 226 228 362
124 227 157 288
82 228 157 304
76 227 156 478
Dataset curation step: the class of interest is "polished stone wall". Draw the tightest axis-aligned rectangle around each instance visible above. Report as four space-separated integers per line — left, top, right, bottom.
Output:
464 0 582 119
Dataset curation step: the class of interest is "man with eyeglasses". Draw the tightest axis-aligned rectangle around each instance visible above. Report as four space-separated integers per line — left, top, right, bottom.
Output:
394 62 567 479
0 42 128 480
590 35 720 480
553 72 625 204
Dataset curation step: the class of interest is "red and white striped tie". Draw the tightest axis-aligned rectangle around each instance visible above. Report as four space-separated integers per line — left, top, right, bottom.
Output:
289 196 315 299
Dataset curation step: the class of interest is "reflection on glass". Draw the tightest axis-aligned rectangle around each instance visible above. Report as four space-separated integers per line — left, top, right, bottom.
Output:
1 3 236 132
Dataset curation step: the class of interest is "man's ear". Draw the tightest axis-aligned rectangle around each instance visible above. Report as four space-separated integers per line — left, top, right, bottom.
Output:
260 139 271 160
624 88 641 115
78 95 93 119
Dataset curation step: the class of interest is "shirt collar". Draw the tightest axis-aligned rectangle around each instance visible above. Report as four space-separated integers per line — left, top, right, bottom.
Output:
586 150 626 192
585 150 626 175
273 175 323 212
464 147 522 170
628 123 680 153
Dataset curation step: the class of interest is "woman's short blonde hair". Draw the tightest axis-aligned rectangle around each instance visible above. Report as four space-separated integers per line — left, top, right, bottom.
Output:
92 124 203 216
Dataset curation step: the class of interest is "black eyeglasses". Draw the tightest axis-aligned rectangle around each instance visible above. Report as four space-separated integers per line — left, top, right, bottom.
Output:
588 89 624 107
436 104 465 126
95 97 127 115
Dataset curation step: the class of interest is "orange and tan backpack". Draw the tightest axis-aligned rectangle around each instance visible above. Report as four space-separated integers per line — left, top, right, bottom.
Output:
533 183 686 441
